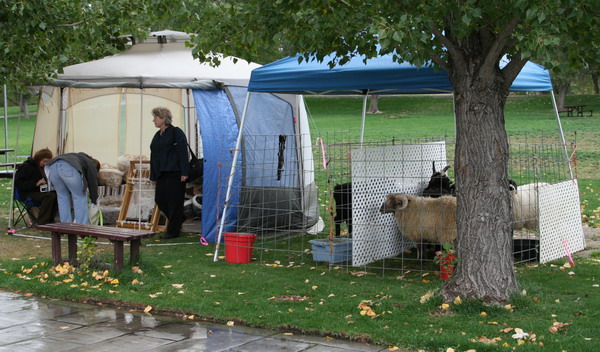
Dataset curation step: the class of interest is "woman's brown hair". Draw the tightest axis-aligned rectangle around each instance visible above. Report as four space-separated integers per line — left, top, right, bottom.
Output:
33 148 53 164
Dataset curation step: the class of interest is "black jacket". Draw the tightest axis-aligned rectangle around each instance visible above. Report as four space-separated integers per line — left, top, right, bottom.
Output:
15 157 44 193
150 125 190 181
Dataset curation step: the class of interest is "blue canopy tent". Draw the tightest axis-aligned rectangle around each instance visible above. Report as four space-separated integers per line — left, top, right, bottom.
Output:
248 53 553 94
213 52 570 253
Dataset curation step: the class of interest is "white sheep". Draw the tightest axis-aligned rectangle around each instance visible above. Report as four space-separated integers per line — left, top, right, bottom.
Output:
511 182 549 230
380 193 457 245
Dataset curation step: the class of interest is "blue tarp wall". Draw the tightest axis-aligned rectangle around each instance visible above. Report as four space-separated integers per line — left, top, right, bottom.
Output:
193 89 241 242
193 87 308 242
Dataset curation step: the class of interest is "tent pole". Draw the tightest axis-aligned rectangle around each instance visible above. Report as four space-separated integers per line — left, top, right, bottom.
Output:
3 85 8 163
360 90 369 146
8 99 23 230
58 88 67 155
550 90 574 179
138 86 144 228
213 92 252 262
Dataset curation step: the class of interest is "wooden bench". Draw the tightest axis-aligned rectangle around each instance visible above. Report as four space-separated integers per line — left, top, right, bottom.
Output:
37 222 155 272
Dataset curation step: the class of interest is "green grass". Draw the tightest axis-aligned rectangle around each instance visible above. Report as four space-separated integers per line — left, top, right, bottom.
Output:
2 94 600 351
1 244 599 351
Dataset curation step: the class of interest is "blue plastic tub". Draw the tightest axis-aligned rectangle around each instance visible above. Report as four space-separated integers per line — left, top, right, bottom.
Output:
309 238 352 263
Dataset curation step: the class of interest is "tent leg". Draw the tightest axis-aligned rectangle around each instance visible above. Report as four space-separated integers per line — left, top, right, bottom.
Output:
360 92 368 146
550 90 574 179
213 92 252 262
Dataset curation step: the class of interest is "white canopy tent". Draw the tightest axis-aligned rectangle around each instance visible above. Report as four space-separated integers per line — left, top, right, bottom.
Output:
34 30 261 163
28 31 319 241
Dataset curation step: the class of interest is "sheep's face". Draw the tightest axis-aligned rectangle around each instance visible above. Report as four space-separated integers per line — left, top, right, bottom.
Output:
380 194 409 213
509 179 518 194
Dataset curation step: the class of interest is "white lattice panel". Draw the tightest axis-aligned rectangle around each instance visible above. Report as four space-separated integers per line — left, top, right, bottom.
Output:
351 142 447 266
539 180 586 263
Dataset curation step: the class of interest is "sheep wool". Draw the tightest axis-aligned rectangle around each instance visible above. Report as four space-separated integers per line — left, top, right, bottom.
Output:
381 193 457 245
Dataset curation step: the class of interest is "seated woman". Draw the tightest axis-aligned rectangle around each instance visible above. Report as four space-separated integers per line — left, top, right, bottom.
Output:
14 148 58 225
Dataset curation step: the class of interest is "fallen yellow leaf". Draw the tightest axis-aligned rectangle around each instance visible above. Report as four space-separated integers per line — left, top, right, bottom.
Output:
480 312 487 317
440 303 450 309
144 305 153 313
163 265 172 269
171 283 184 289
110 279 119 285
132 266 143 274
388 347 399 351
226 321 234 326
453 296 462 305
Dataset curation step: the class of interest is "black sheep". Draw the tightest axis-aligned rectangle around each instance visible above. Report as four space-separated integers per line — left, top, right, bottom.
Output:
421 162 455 198
333 182 352 237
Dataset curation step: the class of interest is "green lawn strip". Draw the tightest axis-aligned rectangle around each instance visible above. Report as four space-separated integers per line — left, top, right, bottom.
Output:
1 246 599 351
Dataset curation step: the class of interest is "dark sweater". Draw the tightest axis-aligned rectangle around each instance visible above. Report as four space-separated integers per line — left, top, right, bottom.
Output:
15 157 44 193
150 125 190 181
47 152 99 204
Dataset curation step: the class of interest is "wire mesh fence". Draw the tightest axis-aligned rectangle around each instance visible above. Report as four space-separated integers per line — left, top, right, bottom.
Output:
215 130 577 276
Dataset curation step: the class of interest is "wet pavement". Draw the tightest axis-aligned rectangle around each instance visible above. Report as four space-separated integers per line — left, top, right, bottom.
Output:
0 291 393 351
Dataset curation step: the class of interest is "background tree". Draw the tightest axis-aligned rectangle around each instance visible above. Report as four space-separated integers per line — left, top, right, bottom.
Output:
185 0 600 303
0 0 168 90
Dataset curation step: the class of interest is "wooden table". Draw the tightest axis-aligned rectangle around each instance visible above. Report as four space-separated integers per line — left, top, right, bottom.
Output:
37 222 156 271
564 105 593 117
0 148 14 155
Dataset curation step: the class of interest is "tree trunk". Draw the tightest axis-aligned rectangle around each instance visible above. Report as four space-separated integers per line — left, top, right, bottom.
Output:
367 94 381 114
441 61 518 304
19 94 30 119
555 82 570 109
591 72 599 95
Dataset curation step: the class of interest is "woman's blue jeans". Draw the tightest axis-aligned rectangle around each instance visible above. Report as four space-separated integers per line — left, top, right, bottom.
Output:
47 160 89 224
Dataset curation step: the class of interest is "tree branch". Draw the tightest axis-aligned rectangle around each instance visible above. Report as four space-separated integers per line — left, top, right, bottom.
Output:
57 20 87 28
480 18 522 78
431 24 464 72
500 53 528 91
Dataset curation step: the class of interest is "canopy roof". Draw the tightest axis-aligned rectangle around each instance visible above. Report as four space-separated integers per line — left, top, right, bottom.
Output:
53 31 260 89
248 52 553 94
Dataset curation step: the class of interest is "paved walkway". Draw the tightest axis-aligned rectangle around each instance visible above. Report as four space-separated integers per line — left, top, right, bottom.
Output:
0 291 393 352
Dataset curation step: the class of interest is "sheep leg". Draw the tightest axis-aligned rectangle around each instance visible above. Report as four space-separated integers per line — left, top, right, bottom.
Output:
334 215 342 237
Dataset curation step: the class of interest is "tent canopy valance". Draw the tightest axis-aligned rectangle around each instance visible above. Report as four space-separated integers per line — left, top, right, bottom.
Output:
248 52 553 94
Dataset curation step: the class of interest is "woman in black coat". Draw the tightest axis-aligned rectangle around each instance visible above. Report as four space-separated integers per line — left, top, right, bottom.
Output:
14 148 58 225
150 107 190 239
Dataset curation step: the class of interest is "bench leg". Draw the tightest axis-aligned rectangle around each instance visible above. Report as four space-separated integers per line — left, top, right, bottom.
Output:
68 234 78 266
130 239 141 265
113 241 124 272
51 232 62 266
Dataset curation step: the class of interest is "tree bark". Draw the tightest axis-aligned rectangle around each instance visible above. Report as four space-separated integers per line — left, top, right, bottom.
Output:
367 94 381 114
441 58 518 304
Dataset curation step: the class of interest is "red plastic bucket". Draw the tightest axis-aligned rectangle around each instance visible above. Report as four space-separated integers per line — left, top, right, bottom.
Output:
224 233 257 263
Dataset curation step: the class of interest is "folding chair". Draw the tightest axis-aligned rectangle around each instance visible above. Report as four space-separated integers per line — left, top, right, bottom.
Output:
13 187 41 228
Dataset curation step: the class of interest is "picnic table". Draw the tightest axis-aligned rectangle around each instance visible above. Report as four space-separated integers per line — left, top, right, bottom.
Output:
563 105 593 117
37 222 156 272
